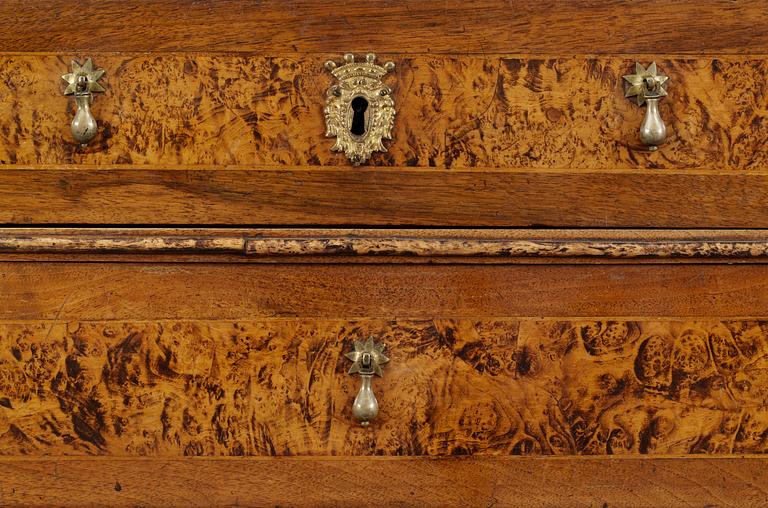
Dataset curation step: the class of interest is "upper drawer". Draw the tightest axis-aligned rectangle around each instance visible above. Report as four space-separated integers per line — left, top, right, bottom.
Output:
3 54 767 171
2 1 768 227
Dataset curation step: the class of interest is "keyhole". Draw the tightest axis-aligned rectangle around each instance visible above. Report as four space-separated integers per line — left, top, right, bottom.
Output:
350 96 368 136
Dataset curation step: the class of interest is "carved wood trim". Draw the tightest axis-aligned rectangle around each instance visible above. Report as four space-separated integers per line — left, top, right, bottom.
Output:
243 238 768 258
1 229 768 259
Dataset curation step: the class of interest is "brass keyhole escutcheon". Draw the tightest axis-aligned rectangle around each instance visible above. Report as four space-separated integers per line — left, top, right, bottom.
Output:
324 53 396 165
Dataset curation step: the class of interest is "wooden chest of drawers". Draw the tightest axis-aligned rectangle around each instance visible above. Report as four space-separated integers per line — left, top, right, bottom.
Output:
1 1 768 506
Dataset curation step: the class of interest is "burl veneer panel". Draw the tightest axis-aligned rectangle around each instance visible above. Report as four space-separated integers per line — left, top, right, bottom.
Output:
1 55 767 170
1 0 766 54
2 319 768 456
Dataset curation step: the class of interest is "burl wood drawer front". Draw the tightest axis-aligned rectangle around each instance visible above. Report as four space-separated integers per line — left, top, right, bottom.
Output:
3 53 768 227
4 55 766 171
2 1 768 228
2 230 768 460
1 9 768 229
4 317 768 457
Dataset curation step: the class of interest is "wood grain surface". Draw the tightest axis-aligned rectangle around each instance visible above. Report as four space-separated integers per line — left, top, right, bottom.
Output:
3 54 768 226
1 0 767 54
1 456 767 507
1 54 767 170
6 168 768 227
4 262 768 320
4 1 767 503
3 318 768 456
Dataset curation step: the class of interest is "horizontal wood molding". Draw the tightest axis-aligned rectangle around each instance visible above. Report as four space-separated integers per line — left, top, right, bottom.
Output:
3 169 768 227
3 318 768 457
245 238 768 258
3 229 768 260
2 456 766 507
2 0 767 54
3 262 767 320
1 55 766 171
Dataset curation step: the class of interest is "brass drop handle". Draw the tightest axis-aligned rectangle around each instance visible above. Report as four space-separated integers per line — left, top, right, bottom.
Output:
62 58 106 146
623 62 669 151
345 337 389 426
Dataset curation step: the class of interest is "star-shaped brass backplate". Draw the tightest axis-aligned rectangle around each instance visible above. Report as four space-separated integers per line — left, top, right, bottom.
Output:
62 58 106 96
623 62 668 106
345 337 389 377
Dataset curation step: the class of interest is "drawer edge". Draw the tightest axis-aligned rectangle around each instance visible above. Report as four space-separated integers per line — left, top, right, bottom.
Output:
0 456 765 507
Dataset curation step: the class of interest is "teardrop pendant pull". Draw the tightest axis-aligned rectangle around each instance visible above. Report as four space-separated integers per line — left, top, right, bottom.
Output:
639 98 667 150
623 61 669 151
62 58 106 146
71 95 98 146
345 337 389 426
352 374 379 426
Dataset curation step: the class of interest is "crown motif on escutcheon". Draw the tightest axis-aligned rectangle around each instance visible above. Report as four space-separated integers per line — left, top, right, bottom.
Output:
324 53 395 82
323 52 397 165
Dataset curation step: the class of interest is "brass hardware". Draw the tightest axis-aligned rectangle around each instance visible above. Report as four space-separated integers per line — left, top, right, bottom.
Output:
623 62 669 151
345 337 389 426
324 53 396 165
62 58 106 146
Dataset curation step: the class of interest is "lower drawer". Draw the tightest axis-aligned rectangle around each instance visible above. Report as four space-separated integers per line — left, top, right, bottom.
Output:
3 316 768 456
1 229 767 505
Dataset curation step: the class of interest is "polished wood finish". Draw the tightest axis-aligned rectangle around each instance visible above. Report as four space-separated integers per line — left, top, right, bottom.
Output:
3 262 768 320
1 55 766 170
2 456 766 507
2 53 767 226
5 169 768 226
2 318 768 456
2 1 767 54
3 1 767 504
